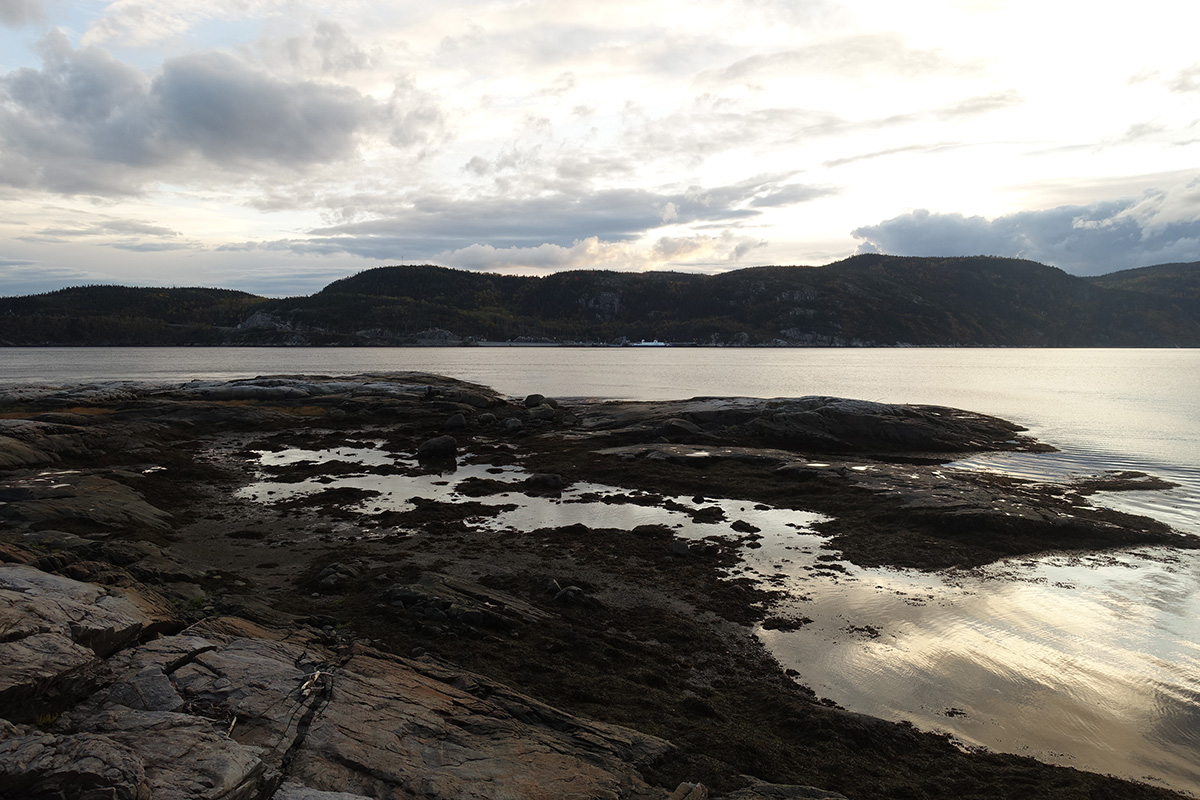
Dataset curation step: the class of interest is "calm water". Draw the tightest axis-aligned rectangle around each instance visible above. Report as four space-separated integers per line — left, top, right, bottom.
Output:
3 346 1197 521
4 346 1200 793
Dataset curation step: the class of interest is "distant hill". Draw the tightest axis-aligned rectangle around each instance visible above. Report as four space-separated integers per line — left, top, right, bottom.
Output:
0 286 265 345
2 256 1198 346
1087 261 1200 302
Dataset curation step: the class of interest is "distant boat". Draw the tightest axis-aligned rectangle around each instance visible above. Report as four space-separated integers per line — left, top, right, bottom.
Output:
630 339 668 347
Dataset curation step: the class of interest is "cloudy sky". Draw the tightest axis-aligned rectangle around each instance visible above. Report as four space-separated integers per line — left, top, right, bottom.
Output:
1 0 1198 296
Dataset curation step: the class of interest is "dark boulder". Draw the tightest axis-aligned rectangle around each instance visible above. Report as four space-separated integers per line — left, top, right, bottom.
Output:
416 435 457 461
314 563 358 591
523 473 563 495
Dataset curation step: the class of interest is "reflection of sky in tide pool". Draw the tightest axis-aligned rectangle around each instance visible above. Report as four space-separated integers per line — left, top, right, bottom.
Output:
763 549 1200 796
235 446 828 547
238 445 1200 796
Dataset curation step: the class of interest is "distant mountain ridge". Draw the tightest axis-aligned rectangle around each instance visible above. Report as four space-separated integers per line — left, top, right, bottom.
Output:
2 255 1198 347
1087 262 1200 302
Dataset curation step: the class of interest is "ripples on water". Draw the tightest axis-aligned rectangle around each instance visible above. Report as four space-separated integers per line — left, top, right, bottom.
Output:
762 548 1200 796
239 444 1200 796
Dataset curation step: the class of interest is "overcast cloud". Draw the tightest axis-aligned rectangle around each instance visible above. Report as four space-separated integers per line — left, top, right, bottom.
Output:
0 32 437 195
853 178 1200 274
0 0 41 28
229 175 806 264
0 0 1196 295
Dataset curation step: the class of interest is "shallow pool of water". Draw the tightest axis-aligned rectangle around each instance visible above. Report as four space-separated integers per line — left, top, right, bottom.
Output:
236 444 1200 796
760 546 1200 795
235 445 828 552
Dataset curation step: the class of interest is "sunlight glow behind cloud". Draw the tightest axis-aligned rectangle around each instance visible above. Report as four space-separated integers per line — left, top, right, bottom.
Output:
0 0 1196 295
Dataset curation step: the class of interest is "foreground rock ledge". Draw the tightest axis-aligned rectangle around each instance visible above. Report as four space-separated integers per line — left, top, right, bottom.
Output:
1 373 1194 800
0 562 841 800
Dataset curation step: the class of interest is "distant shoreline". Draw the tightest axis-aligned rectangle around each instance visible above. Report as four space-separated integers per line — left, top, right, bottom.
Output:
4 342 1194 348
4 256 1198 347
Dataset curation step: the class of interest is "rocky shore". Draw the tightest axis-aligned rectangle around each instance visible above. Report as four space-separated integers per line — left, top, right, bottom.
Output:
1 373 1195 800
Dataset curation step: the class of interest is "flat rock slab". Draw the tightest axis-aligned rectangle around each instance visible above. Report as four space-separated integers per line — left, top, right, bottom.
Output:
0 564 178 720
0 727 152 800
578 396 1038 455
0 472 172 530
0 632 99 712
0 564 161 657
85 621 672 800
0 419 93 470
292 644 671 800
78 707 275 800
273 783 375 800
2 717 266 800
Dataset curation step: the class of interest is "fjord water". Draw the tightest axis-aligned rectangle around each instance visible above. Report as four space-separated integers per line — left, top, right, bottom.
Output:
3 346 1198 531
4 346 1200 792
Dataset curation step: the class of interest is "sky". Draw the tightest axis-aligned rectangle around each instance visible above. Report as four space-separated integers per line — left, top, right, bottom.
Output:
1 0 1198 297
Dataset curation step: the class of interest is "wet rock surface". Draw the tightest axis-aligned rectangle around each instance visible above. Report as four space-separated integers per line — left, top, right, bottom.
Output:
575 395 1046 456
1 373 1194 800
591 442 1189 569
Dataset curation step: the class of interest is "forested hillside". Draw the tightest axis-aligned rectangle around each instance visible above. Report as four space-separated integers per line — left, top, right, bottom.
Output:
1087 261 1200 302
3 256 1198 346
0 286 264 345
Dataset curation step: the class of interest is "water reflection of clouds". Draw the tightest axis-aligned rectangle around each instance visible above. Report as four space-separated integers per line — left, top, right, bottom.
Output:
765 548 1200 795
235 443 1200 795
257 446 394 467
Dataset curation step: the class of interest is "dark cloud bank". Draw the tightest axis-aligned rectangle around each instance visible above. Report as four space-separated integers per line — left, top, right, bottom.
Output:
306 179 827 255
854 190 1200 275
0 32 440 194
